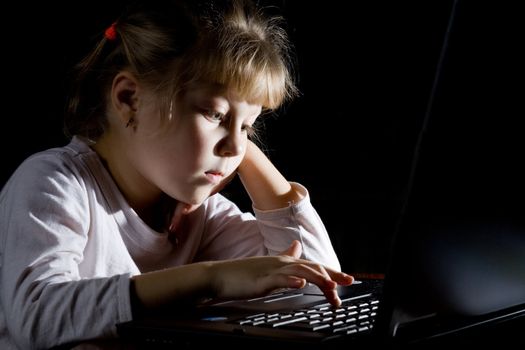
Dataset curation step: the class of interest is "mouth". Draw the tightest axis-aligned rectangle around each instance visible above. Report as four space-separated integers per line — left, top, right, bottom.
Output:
204 170 224 184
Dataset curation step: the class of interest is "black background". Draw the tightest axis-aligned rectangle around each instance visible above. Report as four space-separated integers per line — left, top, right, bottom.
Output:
3 1 523 273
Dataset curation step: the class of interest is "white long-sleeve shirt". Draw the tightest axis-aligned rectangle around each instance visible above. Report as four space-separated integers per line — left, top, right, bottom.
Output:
0 137 340 349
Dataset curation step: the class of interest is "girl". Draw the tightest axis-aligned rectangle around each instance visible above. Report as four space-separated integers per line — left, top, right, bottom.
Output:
0 0 352 348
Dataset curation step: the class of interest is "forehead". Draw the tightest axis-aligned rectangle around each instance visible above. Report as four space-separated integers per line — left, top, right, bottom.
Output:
183 81 263 117
184 81 258 106
184 81 228 98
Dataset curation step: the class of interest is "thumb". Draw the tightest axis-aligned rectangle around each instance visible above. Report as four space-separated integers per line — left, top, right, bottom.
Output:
278 240 302 259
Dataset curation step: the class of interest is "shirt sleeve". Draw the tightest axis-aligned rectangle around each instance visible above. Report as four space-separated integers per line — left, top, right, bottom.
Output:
0 155 132 349
195 182 341 271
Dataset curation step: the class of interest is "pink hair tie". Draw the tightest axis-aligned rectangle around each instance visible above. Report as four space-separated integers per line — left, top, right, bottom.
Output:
104 22 117 41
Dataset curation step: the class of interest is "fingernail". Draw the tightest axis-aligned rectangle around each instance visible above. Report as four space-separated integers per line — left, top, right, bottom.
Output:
292 278 305 288
336 297 342 307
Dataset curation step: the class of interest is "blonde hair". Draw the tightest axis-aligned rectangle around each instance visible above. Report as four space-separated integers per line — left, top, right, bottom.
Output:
65 0 297 140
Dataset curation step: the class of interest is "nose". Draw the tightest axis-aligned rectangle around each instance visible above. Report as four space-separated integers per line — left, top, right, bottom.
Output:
217 129 244 157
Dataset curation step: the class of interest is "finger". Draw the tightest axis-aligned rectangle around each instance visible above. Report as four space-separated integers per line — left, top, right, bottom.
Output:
285 263 342 307
258 274 306 294
294 259 333 283
278 240 302 258
287 276 307 289
303 262 354 286
282 264 341 307
327 271 354 286
289 258 353 288
279 263 337 291
323 287 342 307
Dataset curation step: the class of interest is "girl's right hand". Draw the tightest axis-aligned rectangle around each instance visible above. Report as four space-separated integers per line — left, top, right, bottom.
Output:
208 240 353 307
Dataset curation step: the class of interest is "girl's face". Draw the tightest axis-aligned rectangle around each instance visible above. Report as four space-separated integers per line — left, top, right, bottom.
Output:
126 82 261 206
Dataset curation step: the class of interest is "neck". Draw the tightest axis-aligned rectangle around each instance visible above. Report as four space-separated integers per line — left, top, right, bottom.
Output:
91 135 168 229
138 195 178 232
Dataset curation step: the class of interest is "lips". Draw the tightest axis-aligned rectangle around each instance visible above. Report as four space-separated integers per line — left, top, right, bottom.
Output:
205 170 224 176
205 170 224 184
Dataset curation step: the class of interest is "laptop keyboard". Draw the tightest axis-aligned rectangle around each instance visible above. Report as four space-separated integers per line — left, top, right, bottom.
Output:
231 294 379 335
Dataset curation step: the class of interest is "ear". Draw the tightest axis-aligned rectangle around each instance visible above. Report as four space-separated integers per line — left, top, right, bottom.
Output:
110 71 140 125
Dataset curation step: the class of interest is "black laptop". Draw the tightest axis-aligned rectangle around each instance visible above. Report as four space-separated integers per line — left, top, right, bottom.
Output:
117 0 525 347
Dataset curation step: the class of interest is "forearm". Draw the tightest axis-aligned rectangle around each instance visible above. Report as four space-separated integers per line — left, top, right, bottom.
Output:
131 262 213 310
238 141 304 210
132 249 351 314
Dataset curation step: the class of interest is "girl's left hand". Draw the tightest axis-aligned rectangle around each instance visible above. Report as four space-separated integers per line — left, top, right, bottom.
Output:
208 240 354 307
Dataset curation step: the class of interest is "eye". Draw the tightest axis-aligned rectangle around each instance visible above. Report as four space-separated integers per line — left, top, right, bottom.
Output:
203 110 226 123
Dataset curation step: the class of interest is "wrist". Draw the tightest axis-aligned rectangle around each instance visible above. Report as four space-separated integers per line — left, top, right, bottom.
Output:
131 262 217 309
129 278 144 319
200 261 217 300
237 140 256 176
206 261 223 300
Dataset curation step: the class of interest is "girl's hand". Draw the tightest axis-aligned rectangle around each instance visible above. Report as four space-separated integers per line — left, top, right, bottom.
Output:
131 241 352 310
209 240 353 307
237 141 304 211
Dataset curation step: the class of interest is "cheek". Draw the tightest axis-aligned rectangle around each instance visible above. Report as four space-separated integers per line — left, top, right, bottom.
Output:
224 148 246 176
183 124 216 166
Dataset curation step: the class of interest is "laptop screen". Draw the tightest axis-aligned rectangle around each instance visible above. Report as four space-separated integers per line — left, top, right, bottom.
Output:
377 0 525 340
